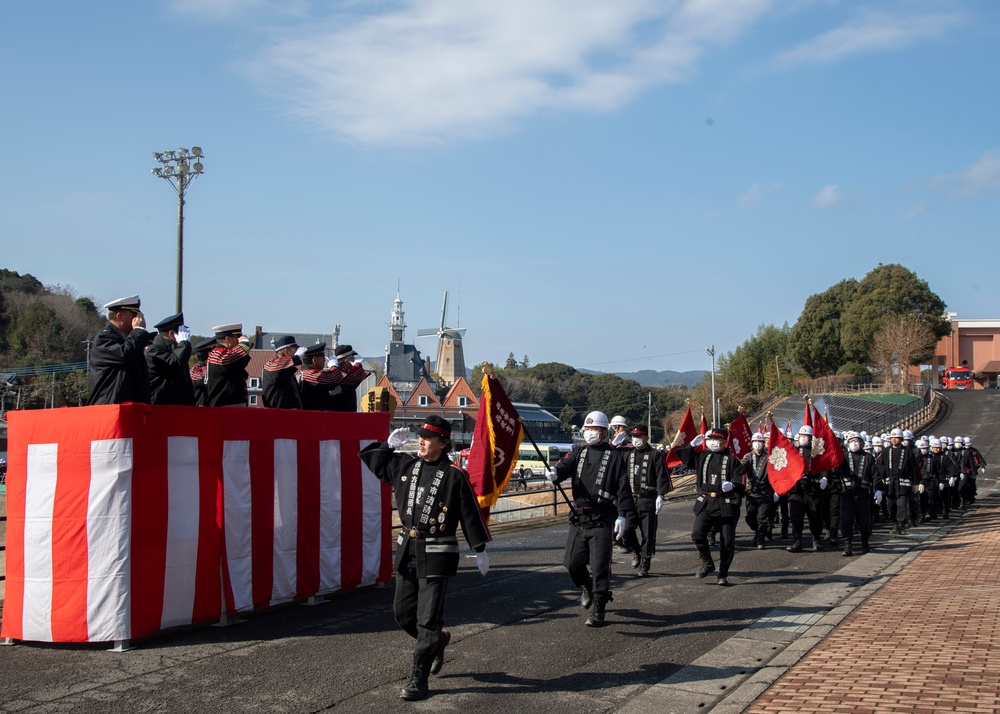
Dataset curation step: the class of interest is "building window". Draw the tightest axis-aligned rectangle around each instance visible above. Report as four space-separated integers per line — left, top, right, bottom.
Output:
249 395 259 406
457 396 468 407
248 377 261 390
418 395 429 406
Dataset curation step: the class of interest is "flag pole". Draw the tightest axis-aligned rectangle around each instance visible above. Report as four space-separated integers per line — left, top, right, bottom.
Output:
519 419 579 520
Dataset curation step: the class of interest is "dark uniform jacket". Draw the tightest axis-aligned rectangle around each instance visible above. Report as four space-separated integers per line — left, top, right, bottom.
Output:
624 445 672 512
551 443 636 525
359 443 490 578
87 323 153 405
327 363 371 412
923 451 957 489
676 445 746 517
146 334 195 406
876 446 919 496
190 362 208 406
741 450 773 496
300 365 364 411
262 355 302 409
835 450 880 493
206 344 251 407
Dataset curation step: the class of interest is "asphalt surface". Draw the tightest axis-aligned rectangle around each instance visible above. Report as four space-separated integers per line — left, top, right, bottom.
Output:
0 389 996 713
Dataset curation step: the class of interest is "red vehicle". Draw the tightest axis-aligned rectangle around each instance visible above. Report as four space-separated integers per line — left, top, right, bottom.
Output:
942 366 973 390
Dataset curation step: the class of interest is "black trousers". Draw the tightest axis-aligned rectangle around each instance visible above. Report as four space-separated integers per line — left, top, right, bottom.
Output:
565 521 614 603
692 508 737 577
891 487 910 526
394 555 449 659
623 508 658 559
744 493 773 538
840 490 871 545
788 492 823 543
820 489 841 540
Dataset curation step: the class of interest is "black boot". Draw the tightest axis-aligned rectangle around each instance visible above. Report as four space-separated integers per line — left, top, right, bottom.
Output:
400 655 431 701
638 558 650 577
631 551 642 569
786 540 802 553
757 530 767 550
750 534 759 548
429 630 450 676
580 584 593 609
696 561 716 578
861 538 870 554
841 542 853 557
586 599 607 627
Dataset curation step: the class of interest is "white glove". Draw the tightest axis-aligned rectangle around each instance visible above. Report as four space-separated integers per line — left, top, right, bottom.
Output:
773 492 781 503
655 496 664 514
691 434 706 448
949 477 957 487
326 357 339 370
979 467 986 475
354 357 365 367
819 476 828 490
475 550 490 576
960 474 966 481
939 482 945 491
176 326 190 343
918 483 925 494
387 427 412 449
238 335 251 346
613 517 626 538
721 481 734 493
874 490 884 505
547 467 559 483
611 430 628 446
294 346 307 358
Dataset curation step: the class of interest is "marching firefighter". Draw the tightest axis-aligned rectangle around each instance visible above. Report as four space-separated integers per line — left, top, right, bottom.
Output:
547 411 636 626
925 437 957 520
834 431 881 556
876 428 920 535
621 425 672 576
673 426 746 586
742 432 774 550
359 416 490 701
786 426 826 552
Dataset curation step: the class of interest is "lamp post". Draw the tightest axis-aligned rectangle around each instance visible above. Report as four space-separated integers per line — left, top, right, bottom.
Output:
151 147 205 313
706 345 717 427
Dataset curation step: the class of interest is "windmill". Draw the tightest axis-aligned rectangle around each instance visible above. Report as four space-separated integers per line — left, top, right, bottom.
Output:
418 291 466 386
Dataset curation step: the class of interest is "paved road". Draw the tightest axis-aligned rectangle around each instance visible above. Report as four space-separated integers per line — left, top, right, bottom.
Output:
1 390 995 713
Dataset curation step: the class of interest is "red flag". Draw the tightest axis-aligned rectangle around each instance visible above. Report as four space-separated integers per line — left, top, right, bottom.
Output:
785 420 792 438
466 374 524 524
666 405 698 468
803 401 813 430
728 412 754 459
767 418 806 496
700 414 709 435
810 405 845 472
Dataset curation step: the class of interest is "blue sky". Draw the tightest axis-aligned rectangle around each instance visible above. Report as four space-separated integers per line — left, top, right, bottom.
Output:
2 1 998 374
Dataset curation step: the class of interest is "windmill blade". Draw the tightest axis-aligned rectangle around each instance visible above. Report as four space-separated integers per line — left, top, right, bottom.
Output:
440 291 448 332
416 328 437 337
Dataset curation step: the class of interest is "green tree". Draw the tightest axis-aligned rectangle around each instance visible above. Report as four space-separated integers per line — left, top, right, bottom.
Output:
788 278 858 376
840 264 950 365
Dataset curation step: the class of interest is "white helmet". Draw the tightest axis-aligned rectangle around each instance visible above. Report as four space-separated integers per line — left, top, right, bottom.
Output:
916 437 928 448
872 436 883 447
954 435 963 444
609 415 629 428
930 437 942 448
751 432 766 443
798 425 814 437
859 430 869 439
583 411 609 430
890 428 903 439
903 430 914 440
963 436 972 446
845 431 859 441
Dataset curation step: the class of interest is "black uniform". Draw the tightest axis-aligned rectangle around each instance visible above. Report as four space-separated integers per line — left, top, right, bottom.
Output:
676 445 746 580
146 334 195 406
958 446 984 506
876 445 919 532
206 343 252 407
551 443 636 614
190 362 208 406
741 448 774 547
300 364 368 411
924 449 957 520
261 355 303 409
327 363 371 412
358 443 489 677
87 322 153 405
621 445 672 573
834 449 879 554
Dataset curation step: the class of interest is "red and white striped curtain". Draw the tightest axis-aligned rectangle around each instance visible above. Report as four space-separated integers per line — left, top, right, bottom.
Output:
1 404 391 644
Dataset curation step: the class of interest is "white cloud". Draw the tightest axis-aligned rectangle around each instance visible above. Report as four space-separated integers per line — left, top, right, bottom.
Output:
738 181 782 209
229 0 776 146
931 148 1000 199
811 184 847 209
773 9 963 69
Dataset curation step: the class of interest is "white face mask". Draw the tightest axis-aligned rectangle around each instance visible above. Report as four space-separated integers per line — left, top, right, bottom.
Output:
874 446 883 453
583 429 603 446
919 447 928 454
752 442 764 453
631 437 645 449
798 436 811 447
705 439 723 453
849 441 861 453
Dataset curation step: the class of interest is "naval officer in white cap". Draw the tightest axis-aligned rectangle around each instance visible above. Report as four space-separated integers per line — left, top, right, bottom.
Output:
87 295 153 405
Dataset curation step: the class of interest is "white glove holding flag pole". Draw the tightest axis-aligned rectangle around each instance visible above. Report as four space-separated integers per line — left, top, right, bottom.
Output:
918 483 925 494
611 430 628 446
949 477 957 487
773 492 781 503
691 434 706 448
874 490 884 505
655 496 663 514
980 467 986 475
939 482 946 491
475 550 490 576
613 517 626 538
176 326 190 343
547 467 559 483
721 481 734 493
961 474 967 482
819 476 828 490
387 427 411 449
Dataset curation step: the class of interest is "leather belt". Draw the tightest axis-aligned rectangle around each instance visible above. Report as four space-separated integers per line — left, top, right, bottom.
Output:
406 528 428 538
707 492 720 498
632 492 657 499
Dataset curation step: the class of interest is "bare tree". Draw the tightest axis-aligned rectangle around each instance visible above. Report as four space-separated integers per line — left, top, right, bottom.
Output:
868 315 935 392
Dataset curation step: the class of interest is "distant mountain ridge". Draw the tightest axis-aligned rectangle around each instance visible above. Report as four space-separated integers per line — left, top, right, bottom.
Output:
579 368 707 388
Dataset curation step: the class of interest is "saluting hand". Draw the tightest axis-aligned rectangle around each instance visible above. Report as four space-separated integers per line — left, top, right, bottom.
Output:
132 310 146 329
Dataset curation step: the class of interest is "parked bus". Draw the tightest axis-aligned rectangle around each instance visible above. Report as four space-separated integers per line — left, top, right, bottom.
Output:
942 366 973 390
456 443 574 480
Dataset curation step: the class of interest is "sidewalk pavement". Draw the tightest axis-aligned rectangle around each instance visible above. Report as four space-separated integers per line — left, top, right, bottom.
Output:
621 484 1000 714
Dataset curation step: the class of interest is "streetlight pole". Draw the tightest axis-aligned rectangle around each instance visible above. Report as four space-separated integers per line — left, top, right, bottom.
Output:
151 147 205 313
706 345 717 427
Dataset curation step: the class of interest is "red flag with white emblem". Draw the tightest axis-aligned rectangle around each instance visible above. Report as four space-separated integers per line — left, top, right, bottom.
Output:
666 404 698 468
767 417 806 496
728 411 754 459
809 405 845 472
